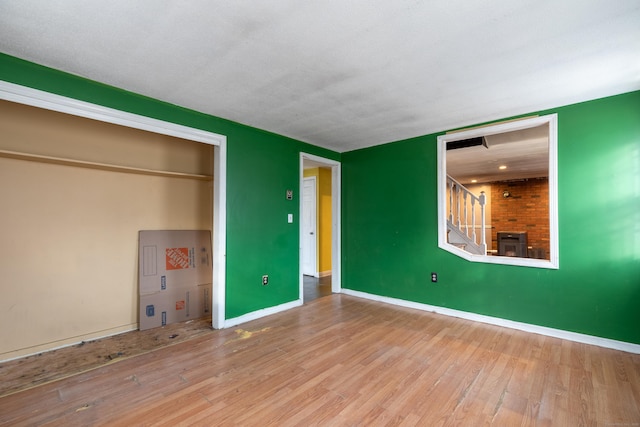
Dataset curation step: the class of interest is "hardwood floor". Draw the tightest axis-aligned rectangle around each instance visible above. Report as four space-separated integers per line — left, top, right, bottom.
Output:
1 294 639 426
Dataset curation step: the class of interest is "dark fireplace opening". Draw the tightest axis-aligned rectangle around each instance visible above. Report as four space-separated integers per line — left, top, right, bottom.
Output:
497 232 528 257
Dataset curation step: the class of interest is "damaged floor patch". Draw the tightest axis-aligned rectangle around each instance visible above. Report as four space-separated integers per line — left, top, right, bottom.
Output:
0 317 215 397
224 328 272 345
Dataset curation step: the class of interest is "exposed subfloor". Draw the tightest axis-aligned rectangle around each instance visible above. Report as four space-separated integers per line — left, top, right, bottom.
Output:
1 276 332 397
0 317 215 397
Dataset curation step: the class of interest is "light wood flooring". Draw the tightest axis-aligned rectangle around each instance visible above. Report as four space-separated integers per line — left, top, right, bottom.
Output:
1 294 639 426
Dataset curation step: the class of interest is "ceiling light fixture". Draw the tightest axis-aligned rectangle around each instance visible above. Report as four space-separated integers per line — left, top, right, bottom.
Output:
499 165 507 170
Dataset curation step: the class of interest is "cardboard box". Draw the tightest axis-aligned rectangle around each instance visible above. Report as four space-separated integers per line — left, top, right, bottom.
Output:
139 283 211 330
139 230 212 294
138 230 213 330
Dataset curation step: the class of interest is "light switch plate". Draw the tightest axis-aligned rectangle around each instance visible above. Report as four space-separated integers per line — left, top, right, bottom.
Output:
288 214 293 223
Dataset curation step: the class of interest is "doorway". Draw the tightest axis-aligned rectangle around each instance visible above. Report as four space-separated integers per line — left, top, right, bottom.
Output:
300 153 341 303
302 176 318 276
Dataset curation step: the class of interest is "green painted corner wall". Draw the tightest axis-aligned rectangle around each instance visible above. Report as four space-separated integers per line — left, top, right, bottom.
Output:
3 52 639 346
342 90 640 345
0 53 340 321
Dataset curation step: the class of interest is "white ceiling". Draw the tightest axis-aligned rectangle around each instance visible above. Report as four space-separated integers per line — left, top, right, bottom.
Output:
447 124 549 184
1 1 638 153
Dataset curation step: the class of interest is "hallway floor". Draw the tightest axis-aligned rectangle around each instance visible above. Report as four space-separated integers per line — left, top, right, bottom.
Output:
303 274 332 302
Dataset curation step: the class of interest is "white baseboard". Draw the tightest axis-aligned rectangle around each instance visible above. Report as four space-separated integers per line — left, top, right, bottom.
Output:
223 299 303 329
341 289 640 355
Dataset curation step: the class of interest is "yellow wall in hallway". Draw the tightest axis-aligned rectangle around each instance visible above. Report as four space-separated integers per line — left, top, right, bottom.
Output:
303 167 332 275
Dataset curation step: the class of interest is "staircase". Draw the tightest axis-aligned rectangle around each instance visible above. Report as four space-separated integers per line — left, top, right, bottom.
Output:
446 176 487 255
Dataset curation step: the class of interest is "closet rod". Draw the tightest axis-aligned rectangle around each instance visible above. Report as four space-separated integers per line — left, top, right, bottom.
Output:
0 149 213 181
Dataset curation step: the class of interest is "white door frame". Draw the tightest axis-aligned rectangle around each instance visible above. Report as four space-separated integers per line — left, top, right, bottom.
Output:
0 81 228 329
302 176 318 277
300 153 342 301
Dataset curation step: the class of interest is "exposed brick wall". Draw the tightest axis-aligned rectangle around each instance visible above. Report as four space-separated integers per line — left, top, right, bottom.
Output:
490 178 549 258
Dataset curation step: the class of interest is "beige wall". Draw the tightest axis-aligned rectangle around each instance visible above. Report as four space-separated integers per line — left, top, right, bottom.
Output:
0 100 213 175
0 100 213 360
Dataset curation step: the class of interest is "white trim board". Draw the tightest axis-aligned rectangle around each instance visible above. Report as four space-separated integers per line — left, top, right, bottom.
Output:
302 175 318 278
0 81 224 145
437 114 559 269
0 80 228 330
223 300 303 329
341 289 640 355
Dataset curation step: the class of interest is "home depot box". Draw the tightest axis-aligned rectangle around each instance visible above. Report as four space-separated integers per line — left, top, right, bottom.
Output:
139 283 211 330
138 230 212 294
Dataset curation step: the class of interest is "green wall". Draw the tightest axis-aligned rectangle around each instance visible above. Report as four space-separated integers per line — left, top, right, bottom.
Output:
342 91 640 344
0 53 339 320
3 53 639 345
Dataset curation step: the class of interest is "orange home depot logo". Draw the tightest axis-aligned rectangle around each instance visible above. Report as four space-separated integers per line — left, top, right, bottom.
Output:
175 300 185 310
166 247 190 270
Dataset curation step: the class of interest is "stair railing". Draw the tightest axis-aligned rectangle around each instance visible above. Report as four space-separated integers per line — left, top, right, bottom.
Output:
447 176 487 253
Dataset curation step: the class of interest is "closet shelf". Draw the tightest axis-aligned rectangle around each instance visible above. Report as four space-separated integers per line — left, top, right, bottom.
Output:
0 149 213 181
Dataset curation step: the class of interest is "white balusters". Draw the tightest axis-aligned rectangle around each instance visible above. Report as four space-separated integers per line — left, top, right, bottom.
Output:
471 196 477 242
445 176 487 255
479 191 486 248
448 180 454 223
457 186 462 229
